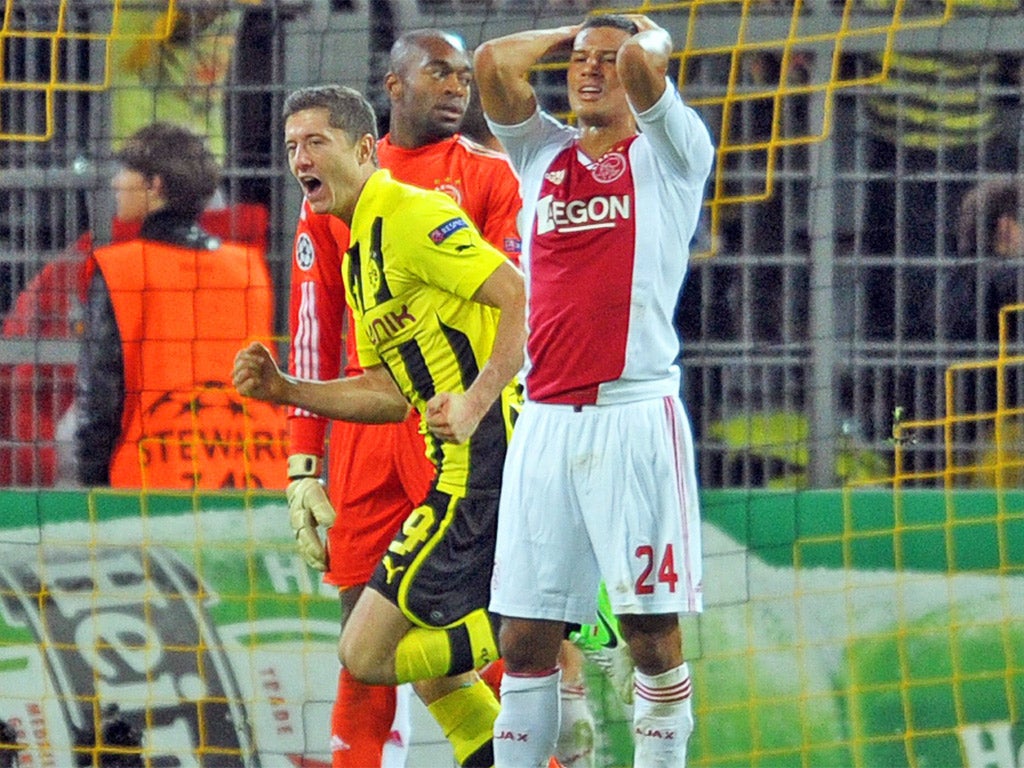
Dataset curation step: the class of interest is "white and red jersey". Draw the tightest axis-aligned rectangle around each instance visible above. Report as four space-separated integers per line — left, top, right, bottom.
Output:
286 132 522 459
489 82 714 406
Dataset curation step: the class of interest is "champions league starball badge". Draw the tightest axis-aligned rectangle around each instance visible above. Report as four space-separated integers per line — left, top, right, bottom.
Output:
295 233 315 271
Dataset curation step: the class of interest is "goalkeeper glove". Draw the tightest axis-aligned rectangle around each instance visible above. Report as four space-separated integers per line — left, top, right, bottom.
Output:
286 453 336 571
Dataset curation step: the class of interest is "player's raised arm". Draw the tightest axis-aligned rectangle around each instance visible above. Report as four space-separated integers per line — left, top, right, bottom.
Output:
473 24 581 126
618 15 672 113
233 341 410 424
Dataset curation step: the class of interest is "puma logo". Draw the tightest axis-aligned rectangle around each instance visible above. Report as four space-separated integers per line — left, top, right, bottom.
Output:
382 556 406 584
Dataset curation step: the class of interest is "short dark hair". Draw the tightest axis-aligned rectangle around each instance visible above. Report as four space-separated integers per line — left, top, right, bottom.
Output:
579 14 640 37
115 122 220 219
282 85 379 146
958 181 1019 258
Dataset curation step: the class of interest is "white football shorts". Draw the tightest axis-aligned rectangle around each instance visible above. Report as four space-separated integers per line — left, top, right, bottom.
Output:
490 395 703 625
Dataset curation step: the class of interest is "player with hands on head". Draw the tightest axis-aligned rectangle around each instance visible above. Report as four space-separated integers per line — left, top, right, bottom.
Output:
475 12 714 767
236 83 526 768
283 28 525 768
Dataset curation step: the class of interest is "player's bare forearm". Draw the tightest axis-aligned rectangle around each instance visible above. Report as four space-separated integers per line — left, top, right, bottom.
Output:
466 261 526 413
618 19 671 112
234 342 410 424
425 262 526 443
284 374 410 425
474 25 580 125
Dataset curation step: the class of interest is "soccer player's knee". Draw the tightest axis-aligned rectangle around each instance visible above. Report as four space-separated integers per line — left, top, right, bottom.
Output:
338 633 360 675
619 614 681 672
497 617 562 672
339 634 390 685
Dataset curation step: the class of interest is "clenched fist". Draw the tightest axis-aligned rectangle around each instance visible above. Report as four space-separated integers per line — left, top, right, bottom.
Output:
233 342 287 404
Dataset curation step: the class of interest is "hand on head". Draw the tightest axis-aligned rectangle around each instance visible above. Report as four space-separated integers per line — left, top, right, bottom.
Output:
624 14 659 33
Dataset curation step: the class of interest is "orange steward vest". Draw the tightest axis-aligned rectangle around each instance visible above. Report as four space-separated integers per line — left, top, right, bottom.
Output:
94 238 287 490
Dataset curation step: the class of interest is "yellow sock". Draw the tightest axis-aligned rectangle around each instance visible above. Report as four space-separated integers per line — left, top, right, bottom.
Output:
427 679 500 767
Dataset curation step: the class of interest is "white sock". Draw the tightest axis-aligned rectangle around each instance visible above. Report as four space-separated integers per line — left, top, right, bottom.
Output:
633 662 694 767
555 681 595 767
382 682 411 768
494 668 561 768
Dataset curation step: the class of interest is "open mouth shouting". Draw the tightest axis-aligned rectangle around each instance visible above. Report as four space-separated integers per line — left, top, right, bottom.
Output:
299 174 327 207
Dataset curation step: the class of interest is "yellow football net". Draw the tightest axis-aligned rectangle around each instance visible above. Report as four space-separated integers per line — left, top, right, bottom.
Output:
0 0 177 141
823 303 1024 765
3 2 1021 766
596 0 957 242
881 303 1024 491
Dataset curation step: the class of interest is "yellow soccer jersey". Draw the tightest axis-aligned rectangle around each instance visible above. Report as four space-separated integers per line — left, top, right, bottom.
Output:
344 169 521 495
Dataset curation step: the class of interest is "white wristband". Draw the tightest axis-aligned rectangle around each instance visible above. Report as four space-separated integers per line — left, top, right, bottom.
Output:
287 453 322 479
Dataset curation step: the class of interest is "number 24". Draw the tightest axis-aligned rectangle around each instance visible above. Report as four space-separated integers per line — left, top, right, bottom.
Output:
635 544 679 594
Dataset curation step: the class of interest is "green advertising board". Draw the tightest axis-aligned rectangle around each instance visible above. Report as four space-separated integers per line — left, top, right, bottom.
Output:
0 488 1021 767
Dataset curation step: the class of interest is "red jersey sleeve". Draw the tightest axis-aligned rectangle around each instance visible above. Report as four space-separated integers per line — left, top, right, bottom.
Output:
474 150 523 266
287 201 350 457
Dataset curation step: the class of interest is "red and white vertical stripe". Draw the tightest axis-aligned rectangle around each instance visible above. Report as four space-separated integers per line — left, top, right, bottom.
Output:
664 395 701 613
292 280 320 417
